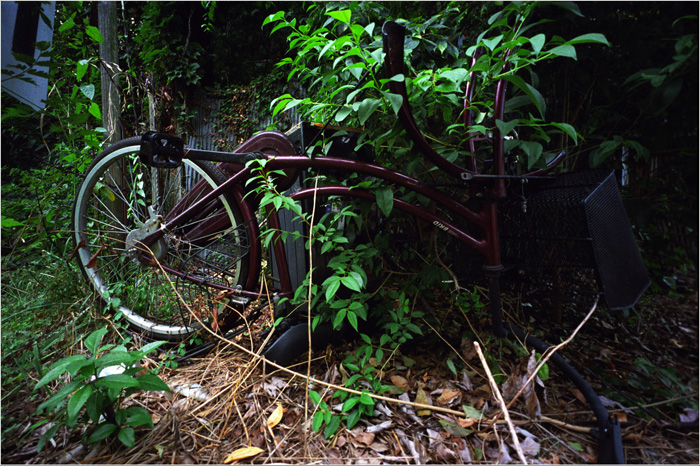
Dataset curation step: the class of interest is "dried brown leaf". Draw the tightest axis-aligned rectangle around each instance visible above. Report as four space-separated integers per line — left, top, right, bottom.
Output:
460 339 478 361
457 417 477 429
415 387 433 416
266 403 284 430
223 446 264 464
437 388 461 406
571 388 587 405
353 431 375 446
390 375 410 391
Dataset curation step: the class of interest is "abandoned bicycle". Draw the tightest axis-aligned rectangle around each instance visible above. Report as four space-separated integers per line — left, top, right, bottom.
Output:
72 21 648 463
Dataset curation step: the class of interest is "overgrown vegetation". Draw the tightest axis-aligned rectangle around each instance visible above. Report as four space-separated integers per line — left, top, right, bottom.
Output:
1 0 697 460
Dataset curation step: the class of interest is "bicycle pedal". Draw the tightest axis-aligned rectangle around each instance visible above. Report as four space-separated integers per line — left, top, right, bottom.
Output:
139 131 185 168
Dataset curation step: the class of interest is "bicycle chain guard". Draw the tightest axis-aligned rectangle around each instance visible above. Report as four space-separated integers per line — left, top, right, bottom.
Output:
139 131 184 168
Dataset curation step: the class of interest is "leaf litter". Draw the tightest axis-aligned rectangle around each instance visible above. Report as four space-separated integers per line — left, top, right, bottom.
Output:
4 286 698 464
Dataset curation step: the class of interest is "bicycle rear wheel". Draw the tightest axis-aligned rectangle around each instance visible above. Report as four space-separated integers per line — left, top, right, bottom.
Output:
72 137 251 340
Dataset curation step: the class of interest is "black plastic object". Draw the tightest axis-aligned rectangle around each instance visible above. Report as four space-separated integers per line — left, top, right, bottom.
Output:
139 131 185 169
504 321 625 463
263 322 343 367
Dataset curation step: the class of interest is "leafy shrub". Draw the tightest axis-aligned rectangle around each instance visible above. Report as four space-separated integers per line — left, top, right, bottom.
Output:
30 328 169 452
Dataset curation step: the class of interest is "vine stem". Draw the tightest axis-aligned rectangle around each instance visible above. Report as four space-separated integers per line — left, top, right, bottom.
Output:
305 173 320 456
147 247 469 417
474 341 529 464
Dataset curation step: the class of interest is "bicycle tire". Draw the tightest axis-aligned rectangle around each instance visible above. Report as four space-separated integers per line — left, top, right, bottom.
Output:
72 137 251 340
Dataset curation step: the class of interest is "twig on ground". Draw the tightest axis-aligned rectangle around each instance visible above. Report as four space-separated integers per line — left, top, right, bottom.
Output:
506 296 599 414
474 341 529 464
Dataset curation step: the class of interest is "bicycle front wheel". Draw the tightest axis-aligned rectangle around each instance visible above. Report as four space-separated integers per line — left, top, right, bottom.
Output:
72 137 251 340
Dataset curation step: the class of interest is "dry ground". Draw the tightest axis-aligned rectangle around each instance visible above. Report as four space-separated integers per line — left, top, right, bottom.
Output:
3 285 698 464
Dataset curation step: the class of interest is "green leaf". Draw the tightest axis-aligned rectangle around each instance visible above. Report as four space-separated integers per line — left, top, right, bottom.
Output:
333 308 347 329
80 83 95 100
37 424 60 453
309 390 322 406
383 92 403 115
85 328 108 355
35 355 86 389
88 423 117 443
334 106 352 122
324 276 341 301
95 373 140 390
552 2 584 17
568 441 584 452
312 410 324 431
568 33 610 47
359 390 374 406
521 141 544 168
125 407 154 428
1 216 24 228
324 414 341 438
137 340 167 357
340 275 361 292
86 391 104 422
482 35 503 51
590 139 621 167
501 75 546 118
76 59 89 81
346 408 361 429
342 396 360 412
89 102 101 120
85 25 104 44
94 352 135 369
375 187 393 217
495 119 519 137
446 359 458 377
67 384 93 421
118 427 136 447
346 311 359 332
551 122 578 144
356 98 381 125
463 404 484 420
58 17 75 33
548 44 577 60
136 373 171 392
326 9 351 24
529 34 546 55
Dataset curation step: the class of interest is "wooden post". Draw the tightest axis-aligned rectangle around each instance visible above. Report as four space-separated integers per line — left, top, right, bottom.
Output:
98 1 120 144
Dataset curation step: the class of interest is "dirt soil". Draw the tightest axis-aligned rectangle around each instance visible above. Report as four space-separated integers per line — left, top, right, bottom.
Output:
3 285 698 464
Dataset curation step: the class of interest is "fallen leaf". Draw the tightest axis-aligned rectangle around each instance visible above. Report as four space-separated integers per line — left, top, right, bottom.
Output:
497 441 512 464
223 446 264 464
391 375 411 391
520 436 540 457
438 419 473 437
415 387 433 416
366 420 393 433
525 386 541 419
460 339 478 361
457 418 477 429
368 442 389 453
68 238 86 261
353 431 375 446
571 388 587 405
462 404 483 420
267 403 284 430
680 408 699 423
437 388 461 406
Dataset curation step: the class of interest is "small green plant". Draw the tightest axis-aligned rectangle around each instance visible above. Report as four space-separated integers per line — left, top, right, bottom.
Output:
30 327 170 452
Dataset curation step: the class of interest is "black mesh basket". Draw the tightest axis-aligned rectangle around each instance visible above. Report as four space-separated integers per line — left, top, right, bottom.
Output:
451 170 650 311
